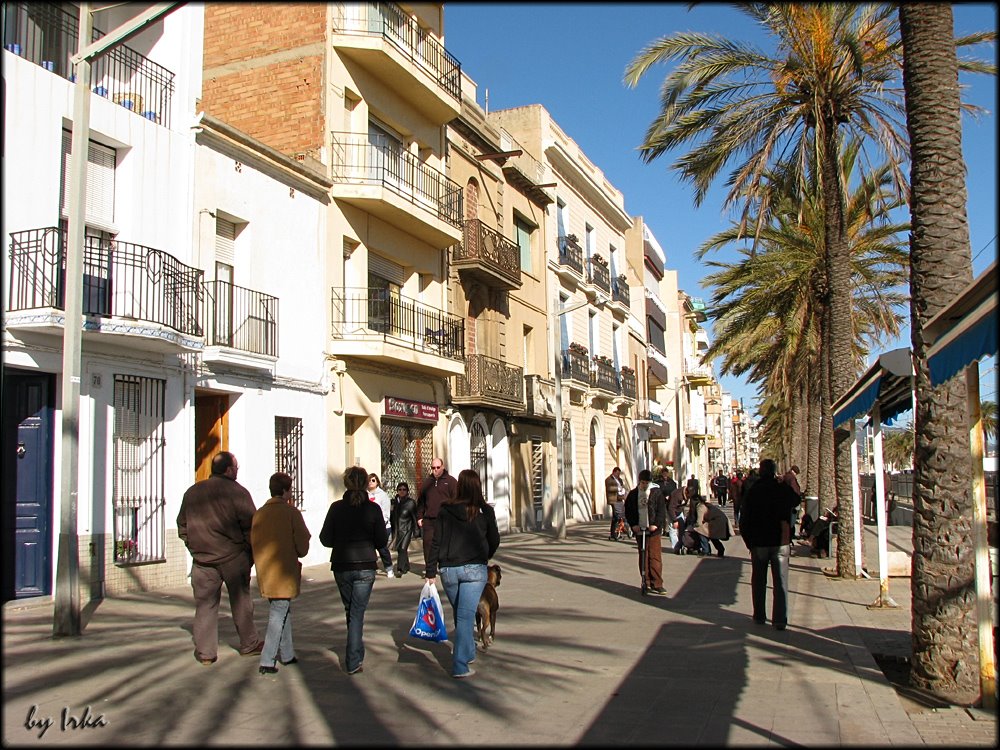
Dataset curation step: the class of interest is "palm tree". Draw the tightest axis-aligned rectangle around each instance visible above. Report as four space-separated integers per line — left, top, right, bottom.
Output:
699 142 909 496
625 4 910 578
881 424 914 471
981 400 997 442
900 4 980 706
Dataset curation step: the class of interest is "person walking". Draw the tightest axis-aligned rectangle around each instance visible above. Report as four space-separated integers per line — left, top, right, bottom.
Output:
251 472 311 675
425 469 500 679
319 466 389 675
711 470 730 505
177 451 263 665
605 466 628 540
740 458 802 630
368 473 395 578
416 457 457 574
624 469 668 595
666 481 688 553
392 481 417 576
659 469 678 497
730 470 745 532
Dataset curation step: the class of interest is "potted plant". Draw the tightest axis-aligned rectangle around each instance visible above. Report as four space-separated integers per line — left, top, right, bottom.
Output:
591 253 608 267
568 342 588 356
593 354 613 366
620 365 635 376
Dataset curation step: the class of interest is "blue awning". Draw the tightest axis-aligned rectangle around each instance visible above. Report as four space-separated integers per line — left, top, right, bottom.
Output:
832 347 913 429
926 276 998 387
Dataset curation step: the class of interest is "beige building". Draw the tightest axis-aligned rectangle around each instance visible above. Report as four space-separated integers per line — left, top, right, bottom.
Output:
491 104 637 523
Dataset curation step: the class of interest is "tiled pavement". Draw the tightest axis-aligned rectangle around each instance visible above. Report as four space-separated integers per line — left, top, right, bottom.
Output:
3 512 996 746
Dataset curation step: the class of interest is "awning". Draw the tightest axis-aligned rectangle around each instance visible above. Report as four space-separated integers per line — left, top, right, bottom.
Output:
924 261 998 387
832 347 913 428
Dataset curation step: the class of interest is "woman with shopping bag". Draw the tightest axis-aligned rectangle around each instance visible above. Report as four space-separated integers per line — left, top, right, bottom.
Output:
424 469 500 678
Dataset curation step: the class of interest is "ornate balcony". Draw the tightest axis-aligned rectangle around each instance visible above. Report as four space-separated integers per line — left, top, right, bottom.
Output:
331 287 465 377
6 226 202 351
587 257 611 295
453 219 521 290
620 369 637 400
330 1 461 124
591 358 618 395
612 275 630 308
452 353 524 410
562 347 591 385
556 235 584 280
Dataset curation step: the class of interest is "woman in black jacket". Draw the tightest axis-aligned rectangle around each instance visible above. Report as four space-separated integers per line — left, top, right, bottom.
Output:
425 469 500 678
392 481 417 575
319 465 388 675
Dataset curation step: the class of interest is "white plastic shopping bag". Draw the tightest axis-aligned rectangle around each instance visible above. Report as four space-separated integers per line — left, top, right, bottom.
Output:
409 581 448 641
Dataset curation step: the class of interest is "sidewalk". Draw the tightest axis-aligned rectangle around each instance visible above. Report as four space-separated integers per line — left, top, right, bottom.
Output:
3 515 996 746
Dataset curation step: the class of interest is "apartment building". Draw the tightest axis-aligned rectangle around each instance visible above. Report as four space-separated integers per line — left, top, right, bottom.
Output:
490 104 637 522
200 3 465 503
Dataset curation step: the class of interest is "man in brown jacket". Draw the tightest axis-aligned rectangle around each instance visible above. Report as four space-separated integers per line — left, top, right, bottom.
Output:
251 472 311 674
416 457 457 573
177 451 262 664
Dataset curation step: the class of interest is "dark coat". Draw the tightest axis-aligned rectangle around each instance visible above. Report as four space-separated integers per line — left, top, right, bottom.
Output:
740 476 801 548
416 471 458 521
319 493 389 572
393 496 417 552
177 475 256 567
425 500 500 579
624 485 667 536
666 487 687 524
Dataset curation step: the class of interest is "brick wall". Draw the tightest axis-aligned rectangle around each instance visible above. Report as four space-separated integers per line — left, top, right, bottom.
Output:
202 3 326 157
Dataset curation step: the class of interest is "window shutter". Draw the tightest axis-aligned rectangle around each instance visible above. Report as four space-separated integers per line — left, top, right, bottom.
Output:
215 217 236 266
368 253 405 286
61 130 116 226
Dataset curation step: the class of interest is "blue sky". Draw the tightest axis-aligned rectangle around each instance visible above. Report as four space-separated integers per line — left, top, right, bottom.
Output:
444 3 998 413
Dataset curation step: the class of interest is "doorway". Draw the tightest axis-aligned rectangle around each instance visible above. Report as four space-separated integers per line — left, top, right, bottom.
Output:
2 369 55 601
195 391 230 482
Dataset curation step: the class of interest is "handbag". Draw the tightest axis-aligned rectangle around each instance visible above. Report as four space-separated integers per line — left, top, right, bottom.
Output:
409 581 448 641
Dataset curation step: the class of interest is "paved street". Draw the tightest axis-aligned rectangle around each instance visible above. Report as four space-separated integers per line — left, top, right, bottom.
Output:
3 514 996 746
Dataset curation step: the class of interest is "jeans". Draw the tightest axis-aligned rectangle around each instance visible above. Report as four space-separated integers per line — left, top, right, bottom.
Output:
750 545 790 626
260 598 294 667
334 568 376 672
439 563 488 676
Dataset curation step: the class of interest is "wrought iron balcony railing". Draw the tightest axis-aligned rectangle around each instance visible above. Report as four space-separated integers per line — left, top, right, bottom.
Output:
453 353 524 409
588 259 611 294
7 227 202 335
453 219 521 288
2 1 175 126
330 132 462 228
331 286 464 361
620 370 637 400
204 280 278 357
331 1 461 101
557 235 584 276
562 347 591 384
591 359 618 393
612 275 630 307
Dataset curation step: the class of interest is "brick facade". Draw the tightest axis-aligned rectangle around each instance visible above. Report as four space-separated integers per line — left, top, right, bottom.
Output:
201 4 326 158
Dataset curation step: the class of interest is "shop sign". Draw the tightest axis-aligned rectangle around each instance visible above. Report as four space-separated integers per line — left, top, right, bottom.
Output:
384 396 438 422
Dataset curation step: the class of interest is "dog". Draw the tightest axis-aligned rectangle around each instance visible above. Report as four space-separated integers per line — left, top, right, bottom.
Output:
475 564 502 650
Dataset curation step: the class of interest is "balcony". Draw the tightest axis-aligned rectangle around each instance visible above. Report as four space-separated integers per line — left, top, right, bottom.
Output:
452 353 524 410
620 369 637 400
591 358 618 395
587 257 611 296
453 219 521 290
562 347 591 387
611 274 630 312
3 2 175 127
330 1 461 124
331 287 465 377
330 132 462 247
524 374 556 421
6 227 202 351
684 356 714 385
556 235 584 282
202 280 278 371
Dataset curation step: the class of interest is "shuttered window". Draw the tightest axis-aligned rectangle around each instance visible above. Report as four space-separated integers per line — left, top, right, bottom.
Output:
368 253 405 287
515 216 532 273
215 217 236 266
61 130 116 226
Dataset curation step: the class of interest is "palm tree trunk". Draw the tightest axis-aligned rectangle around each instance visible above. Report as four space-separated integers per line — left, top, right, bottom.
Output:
807 362 821 500
900 3 978 705
821 123 857 579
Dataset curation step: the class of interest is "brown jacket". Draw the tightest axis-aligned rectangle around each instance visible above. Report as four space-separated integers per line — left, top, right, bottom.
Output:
694 500 731 540
416 471 457 521
177 475 256 566
605 473 626 504
251 497 311 599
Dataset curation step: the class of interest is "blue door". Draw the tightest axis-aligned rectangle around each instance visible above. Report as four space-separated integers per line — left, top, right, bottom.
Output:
2 370 54 601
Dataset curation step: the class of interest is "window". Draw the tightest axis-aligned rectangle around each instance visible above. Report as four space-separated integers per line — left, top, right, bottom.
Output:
648 318 665 353
556 199 568 237
585 224 594 259
275 417 304 508
61 129 116 227
471 423 487 492
112 374 166 564
515 215 533 273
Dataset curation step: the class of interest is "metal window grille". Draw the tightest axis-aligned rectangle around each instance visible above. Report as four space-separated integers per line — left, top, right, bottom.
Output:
531 438 544 527
470 423 487 491
562 420 573 507
112 374 166 565
380 420 433 494
275 417 304 508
